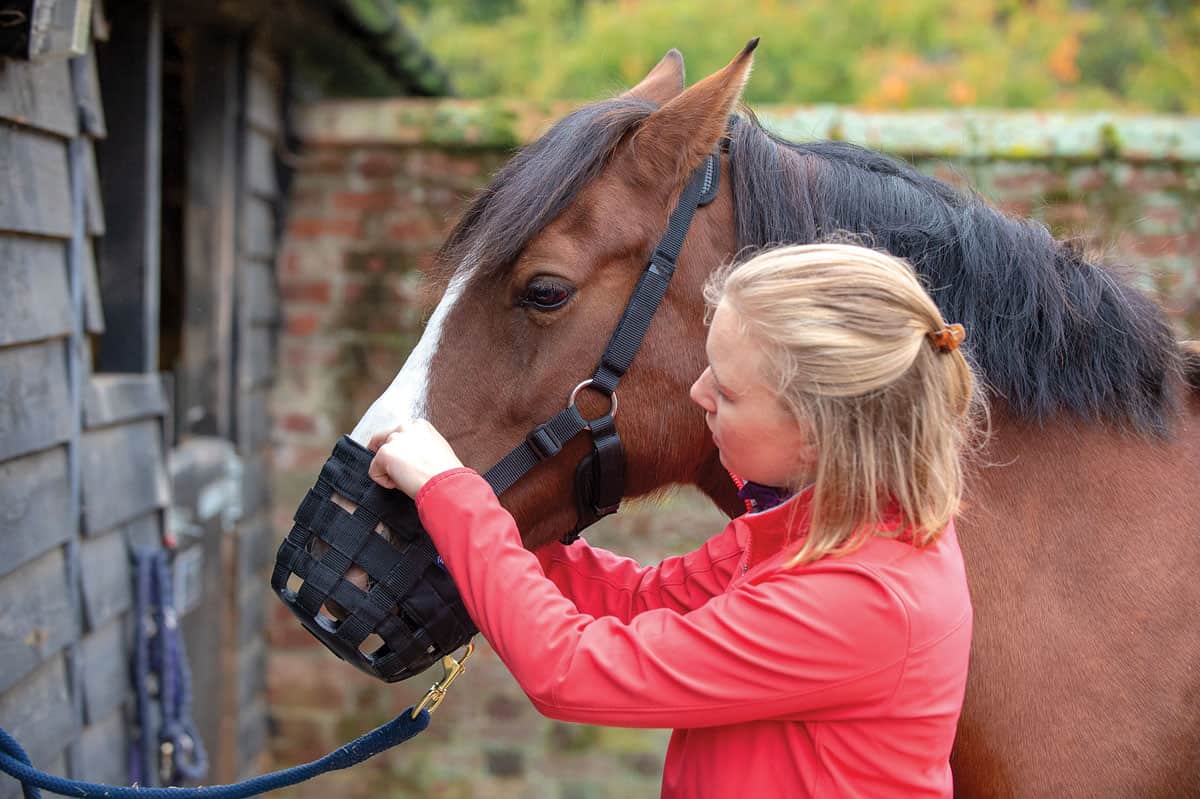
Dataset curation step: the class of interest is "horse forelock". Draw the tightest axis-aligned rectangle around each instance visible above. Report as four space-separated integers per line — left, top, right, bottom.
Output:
433 97 657 287
726 115 1184 434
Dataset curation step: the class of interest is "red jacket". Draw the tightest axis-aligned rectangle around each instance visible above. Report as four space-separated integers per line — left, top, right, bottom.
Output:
415 469 972 798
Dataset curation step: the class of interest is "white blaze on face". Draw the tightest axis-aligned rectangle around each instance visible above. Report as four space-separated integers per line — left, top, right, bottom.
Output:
349 271 468 446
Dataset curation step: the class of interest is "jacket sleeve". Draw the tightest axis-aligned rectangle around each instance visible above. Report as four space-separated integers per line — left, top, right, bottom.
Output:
532 526 743 623
416 469 912 729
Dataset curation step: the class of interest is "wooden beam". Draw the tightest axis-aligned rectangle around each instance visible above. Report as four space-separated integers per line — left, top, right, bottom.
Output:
83 373 167 428
0 445 72 579
78 532 131 630
0 656 75 778
0 56 78 136
0 550 79 695
178 29 239 438
0 237 71 347
93 0 160 372
79 420 168 536
0 340 72 461
0 126 71 238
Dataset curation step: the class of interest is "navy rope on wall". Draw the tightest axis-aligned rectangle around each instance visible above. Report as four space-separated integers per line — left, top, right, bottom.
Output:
128 550 209 787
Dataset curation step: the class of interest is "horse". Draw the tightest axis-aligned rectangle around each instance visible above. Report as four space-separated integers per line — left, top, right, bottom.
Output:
348 42 1200 797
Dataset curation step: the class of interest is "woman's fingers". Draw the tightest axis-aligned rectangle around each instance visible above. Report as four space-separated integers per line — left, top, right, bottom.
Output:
367 420 409 452
367 453 398 489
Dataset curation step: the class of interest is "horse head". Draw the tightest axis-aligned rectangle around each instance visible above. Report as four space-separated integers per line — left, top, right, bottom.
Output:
350 43 761 546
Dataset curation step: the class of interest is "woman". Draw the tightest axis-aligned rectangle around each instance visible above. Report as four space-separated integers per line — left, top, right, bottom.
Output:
368 243 979 797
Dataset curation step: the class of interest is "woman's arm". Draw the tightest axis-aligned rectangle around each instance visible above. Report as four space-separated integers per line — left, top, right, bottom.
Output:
417 468 916 730
533 528 743 623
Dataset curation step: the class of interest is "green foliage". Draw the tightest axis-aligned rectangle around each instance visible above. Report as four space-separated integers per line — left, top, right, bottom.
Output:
396 0 1198 112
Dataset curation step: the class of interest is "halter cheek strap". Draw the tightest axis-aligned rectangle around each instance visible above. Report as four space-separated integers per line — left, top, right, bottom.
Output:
481 152 722 543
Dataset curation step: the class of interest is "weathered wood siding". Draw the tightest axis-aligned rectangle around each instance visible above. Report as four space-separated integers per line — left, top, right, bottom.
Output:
0 35 103 799
1 10 287 793
231 42 283 780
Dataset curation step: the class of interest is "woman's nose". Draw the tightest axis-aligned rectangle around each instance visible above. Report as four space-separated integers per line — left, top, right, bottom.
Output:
690 368 714 413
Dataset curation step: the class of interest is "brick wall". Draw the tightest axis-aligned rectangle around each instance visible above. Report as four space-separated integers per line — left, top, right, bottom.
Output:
267 102 1199 798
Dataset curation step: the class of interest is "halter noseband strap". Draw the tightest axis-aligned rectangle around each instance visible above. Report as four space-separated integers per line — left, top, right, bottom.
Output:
482 152 721 543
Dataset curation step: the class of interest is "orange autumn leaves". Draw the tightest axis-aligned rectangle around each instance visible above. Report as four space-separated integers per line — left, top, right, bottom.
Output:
399 0 1199 113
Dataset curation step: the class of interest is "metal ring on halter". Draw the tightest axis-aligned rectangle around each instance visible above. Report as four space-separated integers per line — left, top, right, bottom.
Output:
569 379 618 420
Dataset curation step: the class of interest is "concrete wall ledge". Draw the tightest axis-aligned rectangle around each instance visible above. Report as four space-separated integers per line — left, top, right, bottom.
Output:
297 99 1200 162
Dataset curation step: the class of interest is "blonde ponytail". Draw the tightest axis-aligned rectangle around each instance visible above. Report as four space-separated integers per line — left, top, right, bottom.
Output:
705 243 984 565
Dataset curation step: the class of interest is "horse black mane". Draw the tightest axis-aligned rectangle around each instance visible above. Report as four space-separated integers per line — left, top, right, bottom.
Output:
726 113 1181 433
438 97 1183 433
437 98 657 281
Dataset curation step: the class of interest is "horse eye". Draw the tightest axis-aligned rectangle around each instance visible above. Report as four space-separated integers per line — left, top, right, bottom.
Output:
520 279 574 311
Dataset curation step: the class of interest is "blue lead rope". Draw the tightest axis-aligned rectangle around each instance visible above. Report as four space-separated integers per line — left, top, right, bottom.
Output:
0 708 430 799
129 549 209 787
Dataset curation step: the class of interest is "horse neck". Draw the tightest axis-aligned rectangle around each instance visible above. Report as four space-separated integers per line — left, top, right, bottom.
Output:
963 376 1200 570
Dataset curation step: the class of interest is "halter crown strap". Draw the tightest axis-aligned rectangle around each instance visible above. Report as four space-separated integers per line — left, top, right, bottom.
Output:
481 153 720 526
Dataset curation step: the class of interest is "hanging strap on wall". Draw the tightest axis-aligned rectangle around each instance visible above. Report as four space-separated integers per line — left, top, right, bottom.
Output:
128 550 209 787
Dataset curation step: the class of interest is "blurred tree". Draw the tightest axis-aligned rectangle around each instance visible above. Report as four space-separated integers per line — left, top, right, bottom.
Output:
396 0 1198 111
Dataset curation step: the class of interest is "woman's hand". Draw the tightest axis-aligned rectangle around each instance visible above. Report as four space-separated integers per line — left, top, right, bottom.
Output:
368 420 464 498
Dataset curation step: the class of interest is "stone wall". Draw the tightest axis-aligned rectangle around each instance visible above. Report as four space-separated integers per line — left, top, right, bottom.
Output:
266 101 1199 798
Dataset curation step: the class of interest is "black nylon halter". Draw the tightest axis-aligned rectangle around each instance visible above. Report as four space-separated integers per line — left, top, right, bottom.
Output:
481 151 720 542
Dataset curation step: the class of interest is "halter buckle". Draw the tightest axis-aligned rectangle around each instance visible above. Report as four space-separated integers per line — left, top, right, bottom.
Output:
411 642 475 718
526 424 564 460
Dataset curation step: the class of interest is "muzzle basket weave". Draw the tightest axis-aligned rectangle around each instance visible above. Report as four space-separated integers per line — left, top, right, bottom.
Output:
271 436 477 682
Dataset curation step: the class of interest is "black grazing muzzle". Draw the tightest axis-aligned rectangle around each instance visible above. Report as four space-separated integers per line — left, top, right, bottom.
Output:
271 154 720 683
271 436 477 682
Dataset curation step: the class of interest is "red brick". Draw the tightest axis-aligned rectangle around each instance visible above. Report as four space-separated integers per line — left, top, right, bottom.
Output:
333 190 397 211
449 157 484 179
267 603 325 648
285 311 321 336
288 217 361 239
388 217 440 242
268 652 347 709
1131 233 1196 257
284 338 341 364
287 186 327 213
280 281 332 303
1122 168 1186 192
992 167 1060 194
996 200 1033 218
1143 205 1183 228
296 149 347 175
280 413 318 434
267 711 336 764
280 249 301 277
357 152 400 178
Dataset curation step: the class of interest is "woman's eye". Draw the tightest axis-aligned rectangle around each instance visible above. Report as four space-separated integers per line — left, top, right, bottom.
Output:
711 373 730 401
520 280 573 311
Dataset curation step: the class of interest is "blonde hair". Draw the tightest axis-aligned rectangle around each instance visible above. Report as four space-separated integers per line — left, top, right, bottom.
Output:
705 243 983 566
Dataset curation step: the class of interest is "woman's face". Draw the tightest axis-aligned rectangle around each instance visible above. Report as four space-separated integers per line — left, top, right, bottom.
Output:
689 300 815 488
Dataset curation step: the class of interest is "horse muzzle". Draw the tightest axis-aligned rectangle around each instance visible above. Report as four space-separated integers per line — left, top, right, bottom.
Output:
269 154 720 683
270 436 477 683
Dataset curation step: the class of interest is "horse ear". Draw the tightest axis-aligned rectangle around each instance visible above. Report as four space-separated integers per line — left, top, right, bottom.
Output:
632 38 758 187
623 49 686 104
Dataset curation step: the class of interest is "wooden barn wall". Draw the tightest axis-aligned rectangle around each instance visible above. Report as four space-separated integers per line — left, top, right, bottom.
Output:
0 19 138 794
232 42 283 779
0 12 286 794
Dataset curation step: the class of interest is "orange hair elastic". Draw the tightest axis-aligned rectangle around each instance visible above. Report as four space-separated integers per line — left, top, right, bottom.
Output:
928 323 966 353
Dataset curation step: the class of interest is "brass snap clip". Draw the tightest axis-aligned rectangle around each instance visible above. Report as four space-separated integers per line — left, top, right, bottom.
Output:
411 641 475 718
